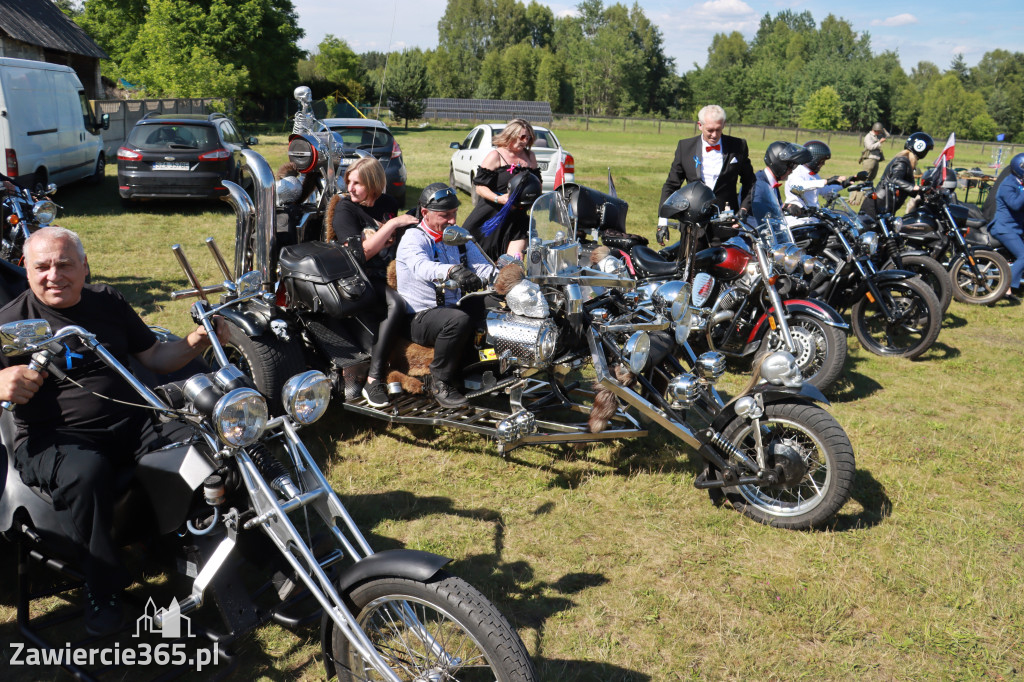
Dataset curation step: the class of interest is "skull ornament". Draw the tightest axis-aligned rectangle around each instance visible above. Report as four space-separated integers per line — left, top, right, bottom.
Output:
759 351 803 388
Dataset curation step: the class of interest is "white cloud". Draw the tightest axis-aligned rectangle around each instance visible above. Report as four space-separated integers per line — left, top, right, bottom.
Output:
871 14 918 27
687 0 760 32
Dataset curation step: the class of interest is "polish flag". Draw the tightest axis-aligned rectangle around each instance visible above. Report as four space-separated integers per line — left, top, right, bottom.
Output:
934 133 956 182
553 153 565 189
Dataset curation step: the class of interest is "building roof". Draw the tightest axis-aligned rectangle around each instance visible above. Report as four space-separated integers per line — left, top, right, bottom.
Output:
0 0 107 60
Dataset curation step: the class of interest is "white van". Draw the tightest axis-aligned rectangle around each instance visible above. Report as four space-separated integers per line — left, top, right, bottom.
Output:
0 57 109 189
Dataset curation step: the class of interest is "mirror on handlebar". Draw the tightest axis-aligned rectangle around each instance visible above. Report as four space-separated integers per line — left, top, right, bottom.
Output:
0 319 52 356
236 270 263 298
441 226 472 247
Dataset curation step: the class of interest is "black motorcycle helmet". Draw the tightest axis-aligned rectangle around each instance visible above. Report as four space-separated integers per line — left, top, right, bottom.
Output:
803 140 831 174
419 182 460 212
659 181 717 223
764 141 812 179
904 132 934 159
508 170 542 208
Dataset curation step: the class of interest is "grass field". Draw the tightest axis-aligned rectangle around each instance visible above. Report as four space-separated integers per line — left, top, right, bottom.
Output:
1 127 1022 681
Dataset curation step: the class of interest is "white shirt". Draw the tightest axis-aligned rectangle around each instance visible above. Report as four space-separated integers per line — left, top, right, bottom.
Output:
784 165 842 208
700 137 724 189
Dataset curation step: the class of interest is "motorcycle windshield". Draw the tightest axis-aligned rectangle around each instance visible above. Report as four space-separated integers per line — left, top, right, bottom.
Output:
752 187 795 248
527 191 579 277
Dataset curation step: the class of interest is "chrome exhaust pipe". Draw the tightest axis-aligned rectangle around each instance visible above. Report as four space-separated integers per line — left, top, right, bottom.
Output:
220 180 255 281
236 149 277 290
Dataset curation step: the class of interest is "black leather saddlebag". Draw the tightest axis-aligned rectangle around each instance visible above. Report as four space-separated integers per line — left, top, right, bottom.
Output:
279 241 372 317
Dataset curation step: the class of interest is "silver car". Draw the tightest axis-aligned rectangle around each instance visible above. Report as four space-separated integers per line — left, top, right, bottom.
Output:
448 124 575 201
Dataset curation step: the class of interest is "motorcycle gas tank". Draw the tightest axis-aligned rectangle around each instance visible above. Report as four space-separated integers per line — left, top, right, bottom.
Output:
789 223 829 251
900 209 940 236
693 246 751 282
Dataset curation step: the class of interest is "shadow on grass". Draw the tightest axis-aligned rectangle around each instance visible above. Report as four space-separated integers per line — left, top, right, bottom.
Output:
91 274 193 318
920 340 961 361
828 351 885 403
941 310 969 329
832 467 893 530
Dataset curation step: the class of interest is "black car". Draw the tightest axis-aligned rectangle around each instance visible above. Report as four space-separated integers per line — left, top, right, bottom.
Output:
324 118 407 207
116 112 256 204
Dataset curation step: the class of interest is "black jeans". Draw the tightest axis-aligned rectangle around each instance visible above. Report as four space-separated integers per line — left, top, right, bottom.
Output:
409 307 473 384
368 279 408 381
14 414 167 595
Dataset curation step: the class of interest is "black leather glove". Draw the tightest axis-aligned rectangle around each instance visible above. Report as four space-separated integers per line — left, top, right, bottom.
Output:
783 203 804 217
449 264 483 293
656 223 670 245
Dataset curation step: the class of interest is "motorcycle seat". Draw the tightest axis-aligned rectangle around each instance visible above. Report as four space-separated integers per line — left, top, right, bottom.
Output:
601 230 648 250
629 245 680 276
965 222 1003 248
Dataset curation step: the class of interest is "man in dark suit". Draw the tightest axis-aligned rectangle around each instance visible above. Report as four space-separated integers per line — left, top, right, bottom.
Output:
659 104 756 245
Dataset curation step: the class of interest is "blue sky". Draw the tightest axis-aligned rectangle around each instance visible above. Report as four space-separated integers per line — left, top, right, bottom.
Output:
293 0 1021 73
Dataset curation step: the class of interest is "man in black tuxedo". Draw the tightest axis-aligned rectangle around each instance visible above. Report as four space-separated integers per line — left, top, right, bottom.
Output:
659 104 756 245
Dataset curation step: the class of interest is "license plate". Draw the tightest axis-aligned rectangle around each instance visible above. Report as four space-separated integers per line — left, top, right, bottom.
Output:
152 162 190 171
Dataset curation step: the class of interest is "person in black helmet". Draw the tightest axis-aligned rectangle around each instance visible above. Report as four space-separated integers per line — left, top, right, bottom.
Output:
395 183 497 408
783 140 848 222
860 132 933 220
742 141 812 223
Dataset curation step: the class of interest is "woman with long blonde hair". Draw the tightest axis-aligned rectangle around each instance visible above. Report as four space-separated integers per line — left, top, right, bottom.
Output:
462 118 543 260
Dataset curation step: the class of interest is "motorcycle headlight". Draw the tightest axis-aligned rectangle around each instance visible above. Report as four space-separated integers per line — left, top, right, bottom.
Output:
623 331 650 374
800 255 821 275
282 370 331 425
890 216 903 231
596 255 626 276
772 245 788 265
212 388 268 447
32 200 57 225
506 279 549 318
535 321 558 364
666 373 700 408
859 231 879 255
653 281 689 314
782 245 803 274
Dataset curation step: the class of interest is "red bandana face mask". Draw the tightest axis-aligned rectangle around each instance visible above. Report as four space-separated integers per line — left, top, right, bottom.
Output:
420 220 443 242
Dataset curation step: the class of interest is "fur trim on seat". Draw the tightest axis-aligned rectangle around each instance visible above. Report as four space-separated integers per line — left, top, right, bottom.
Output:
323 194 342 242
276 162 299 180
385 338 435 394
590 245 611 265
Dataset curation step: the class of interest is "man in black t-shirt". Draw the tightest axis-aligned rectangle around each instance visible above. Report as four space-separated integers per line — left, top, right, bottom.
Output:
0 226 226 635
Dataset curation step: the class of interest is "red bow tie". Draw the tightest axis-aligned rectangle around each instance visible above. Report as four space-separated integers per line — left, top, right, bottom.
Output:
771 181 780 189
705 144 721 152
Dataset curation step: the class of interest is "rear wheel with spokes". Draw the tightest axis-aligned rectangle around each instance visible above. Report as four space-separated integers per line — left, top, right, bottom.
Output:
333 573 536 682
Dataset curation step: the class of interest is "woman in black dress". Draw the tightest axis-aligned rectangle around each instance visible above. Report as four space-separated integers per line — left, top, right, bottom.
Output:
326 157 418 407
463 119 543 260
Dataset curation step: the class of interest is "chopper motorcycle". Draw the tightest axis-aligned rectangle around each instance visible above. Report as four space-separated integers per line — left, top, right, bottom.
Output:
0 271 536 681
204 137 856 529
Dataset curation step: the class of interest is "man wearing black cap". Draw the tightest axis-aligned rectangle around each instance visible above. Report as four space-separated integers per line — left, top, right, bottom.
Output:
395 183 496 408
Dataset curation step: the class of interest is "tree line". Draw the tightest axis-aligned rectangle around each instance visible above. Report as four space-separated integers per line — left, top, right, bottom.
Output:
62 1 1024 142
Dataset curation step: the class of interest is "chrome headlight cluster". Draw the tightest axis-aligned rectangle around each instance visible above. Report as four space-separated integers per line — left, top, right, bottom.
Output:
859 231 879 255
32 200 57 225
623 331 650 374
800 255 823 275
652 281 689 314
772 244 805 274
213 388 268 447
666 373 700 408
282 370 331 425
596 255 627 276
695 351 727 382
889 216 903 231
506 279 550 318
